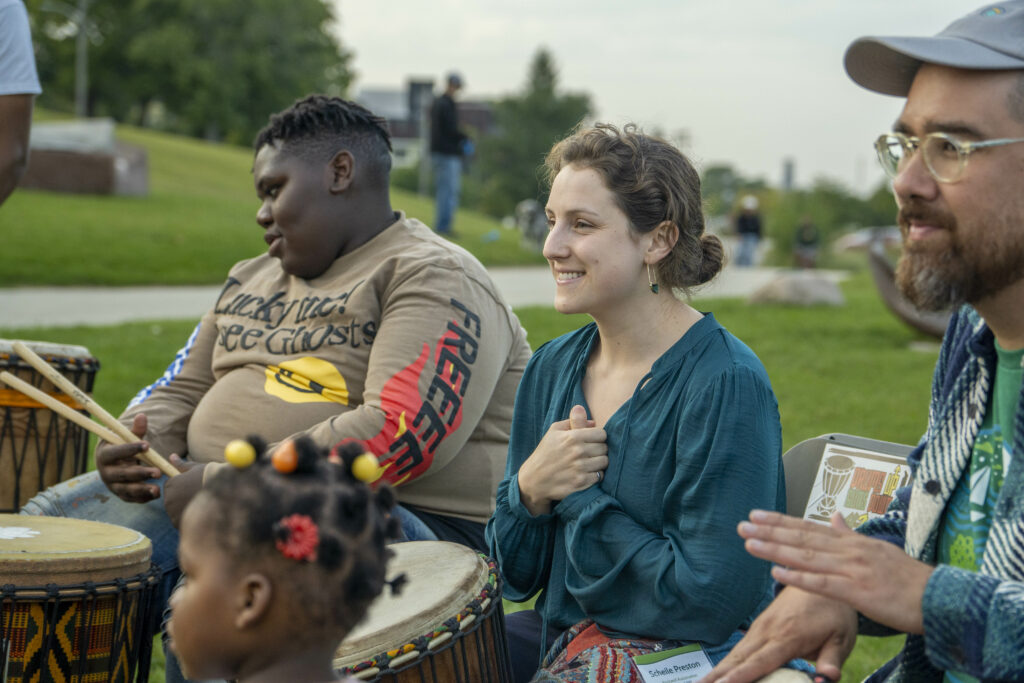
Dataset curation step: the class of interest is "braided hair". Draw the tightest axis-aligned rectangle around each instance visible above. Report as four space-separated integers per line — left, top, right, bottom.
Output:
253 94 393 184
195 436 404 638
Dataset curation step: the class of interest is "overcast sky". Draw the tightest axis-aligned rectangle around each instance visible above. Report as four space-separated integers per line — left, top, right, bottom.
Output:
334 1 976 196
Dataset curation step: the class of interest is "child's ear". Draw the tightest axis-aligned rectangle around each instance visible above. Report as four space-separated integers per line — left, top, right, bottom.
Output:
234 572 273 629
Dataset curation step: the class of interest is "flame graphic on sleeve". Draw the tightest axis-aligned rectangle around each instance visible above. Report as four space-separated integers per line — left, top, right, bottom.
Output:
361 343 431 483
342 323 469 486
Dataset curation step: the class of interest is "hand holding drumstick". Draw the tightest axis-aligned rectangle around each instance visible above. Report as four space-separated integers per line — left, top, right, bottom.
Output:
0 341 180 501
94 413 199 504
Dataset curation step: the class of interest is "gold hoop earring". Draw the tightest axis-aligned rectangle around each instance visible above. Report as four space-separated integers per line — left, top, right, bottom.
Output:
647 263 659 294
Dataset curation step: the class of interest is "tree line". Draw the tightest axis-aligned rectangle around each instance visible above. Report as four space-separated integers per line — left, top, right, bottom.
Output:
27 2 893 255
27 0 351 145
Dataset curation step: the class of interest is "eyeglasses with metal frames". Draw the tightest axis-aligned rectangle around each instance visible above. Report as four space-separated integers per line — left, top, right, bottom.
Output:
874 131 1024 183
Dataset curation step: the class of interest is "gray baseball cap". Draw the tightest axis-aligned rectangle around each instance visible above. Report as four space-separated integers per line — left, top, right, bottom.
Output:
845 2 1024 96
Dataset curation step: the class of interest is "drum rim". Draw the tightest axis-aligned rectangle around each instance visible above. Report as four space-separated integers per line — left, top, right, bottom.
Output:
0 563 162 597
1 536 148 557
0 339 97 359
334 554 503 678
0 338 100 373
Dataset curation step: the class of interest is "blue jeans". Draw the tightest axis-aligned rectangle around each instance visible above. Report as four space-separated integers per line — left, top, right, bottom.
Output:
22 470 437 683
432 153 462 234
735 233 760 266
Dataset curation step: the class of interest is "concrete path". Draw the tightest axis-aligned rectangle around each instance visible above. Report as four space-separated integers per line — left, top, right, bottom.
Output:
0 265 847 329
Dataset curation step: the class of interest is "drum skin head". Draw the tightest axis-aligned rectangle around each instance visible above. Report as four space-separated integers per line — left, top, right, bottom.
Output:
0 514 152 584
334 541 488 667
0 339 96 365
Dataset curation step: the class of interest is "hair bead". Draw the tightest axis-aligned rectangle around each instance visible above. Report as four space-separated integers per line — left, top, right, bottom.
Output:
351 453 380 482
271 440 299 473
224 439 257 468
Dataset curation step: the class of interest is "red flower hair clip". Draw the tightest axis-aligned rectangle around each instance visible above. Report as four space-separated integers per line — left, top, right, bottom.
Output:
273 514 319 562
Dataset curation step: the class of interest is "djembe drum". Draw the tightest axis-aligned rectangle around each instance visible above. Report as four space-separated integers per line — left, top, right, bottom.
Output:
0 514 160 683
334 541 512 683
0 340 99 512
816 454 855 518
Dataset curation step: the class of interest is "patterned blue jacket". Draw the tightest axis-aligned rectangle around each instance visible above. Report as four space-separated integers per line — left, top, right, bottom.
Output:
859 306 1024 682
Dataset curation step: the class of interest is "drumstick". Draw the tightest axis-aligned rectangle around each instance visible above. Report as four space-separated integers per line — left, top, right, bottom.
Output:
0 371 125 447
0 370 179 479
10 341 179 478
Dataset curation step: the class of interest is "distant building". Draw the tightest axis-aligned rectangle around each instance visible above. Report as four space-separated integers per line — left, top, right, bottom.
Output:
781 157 795 192
357 80 495 168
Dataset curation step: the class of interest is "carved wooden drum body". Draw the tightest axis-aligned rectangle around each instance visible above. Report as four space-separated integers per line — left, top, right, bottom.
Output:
0 514 160 683
0 340 99 512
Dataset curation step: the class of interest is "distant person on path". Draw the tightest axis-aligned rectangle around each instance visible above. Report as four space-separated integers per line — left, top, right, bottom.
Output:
0 0 40 207
705 3 1024 683
793 215 820 269
734 194 762 266
430 71 469 236
24 94 531 682
487 124 785 683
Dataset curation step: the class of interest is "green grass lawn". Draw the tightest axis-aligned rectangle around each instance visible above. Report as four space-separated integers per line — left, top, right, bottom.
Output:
1 271 926 681
0 122 543 286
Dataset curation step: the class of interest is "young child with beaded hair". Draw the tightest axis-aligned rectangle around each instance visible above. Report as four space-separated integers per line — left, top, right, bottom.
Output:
167 436 403 683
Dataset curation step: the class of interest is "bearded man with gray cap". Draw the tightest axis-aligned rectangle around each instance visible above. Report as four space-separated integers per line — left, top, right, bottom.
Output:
703 4 1024 683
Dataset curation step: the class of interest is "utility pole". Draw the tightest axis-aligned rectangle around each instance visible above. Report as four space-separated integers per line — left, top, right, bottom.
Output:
41 0 91 117
74 0 89 118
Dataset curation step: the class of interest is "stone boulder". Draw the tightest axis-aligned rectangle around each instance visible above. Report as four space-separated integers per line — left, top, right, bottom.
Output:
747 271 845 306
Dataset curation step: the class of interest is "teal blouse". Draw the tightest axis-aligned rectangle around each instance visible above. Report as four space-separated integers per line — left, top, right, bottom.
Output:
486 314 784 646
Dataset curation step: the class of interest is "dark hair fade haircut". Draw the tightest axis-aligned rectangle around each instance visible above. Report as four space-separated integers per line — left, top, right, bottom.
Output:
545 123 724 294
254 94 394 184
197 435 404 639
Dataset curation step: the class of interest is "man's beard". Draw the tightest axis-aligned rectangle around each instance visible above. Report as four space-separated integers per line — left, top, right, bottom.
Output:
895 201 1024 311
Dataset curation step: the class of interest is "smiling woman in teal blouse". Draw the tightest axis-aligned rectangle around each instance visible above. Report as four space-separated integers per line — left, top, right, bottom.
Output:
485 124 785 683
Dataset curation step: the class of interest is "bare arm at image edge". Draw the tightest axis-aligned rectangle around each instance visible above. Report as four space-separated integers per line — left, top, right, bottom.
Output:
0 1 42 206
0 93 34 205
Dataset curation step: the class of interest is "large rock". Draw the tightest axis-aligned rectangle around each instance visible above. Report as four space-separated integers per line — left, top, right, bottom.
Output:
748 271 845 306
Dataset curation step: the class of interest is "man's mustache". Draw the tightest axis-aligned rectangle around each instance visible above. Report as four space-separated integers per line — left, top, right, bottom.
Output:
897 200 956 234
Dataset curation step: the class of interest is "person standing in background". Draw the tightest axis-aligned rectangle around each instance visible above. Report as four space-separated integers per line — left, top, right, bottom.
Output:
430 71 468 237
0 0 40 207
734 194 763 266
793 215 821 269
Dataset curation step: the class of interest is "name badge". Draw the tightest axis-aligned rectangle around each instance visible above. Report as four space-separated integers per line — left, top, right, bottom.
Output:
634 643 713 683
